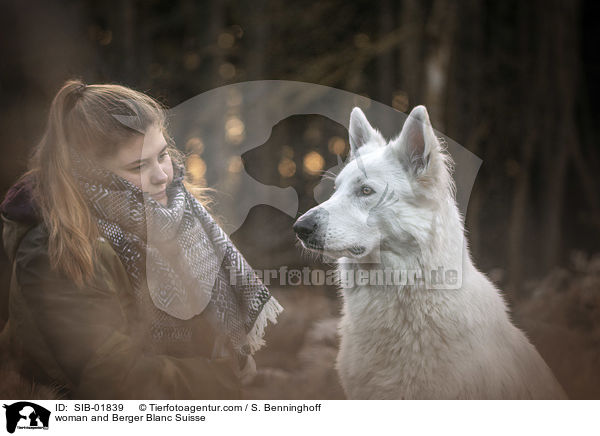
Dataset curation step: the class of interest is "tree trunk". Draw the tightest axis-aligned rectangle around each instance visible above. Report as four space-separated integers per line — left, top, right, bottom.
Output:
423 0 457 130
377 0 395 106
399 0 425 106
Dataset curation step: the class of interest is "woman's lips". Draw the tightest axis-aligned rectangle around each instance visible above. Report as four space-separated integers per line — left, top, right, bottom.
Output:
151 190 167 201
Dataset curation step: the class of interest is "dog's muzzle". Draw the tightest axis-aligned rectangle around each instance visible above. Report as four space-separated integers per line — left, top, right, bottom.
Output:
293 208 327 248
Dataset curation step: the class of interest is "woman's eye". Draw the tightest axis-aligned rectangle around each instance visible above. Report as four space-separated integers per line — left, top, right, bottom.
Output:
361 186 374 196
159 152 168 161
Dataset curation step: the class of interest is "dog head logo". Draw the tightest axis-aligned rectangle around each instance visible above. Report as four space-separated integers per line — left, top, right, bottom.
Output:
113 81 479 292
3 402 50 433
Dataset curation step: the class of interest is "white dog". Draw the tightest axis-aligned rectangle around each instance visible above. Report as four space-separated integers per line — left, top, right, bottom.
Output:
293 106 567 399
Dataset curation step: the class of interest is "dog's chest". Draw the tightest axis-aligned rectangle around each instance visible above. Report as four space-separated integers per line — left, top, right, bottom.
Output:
337 285 466 398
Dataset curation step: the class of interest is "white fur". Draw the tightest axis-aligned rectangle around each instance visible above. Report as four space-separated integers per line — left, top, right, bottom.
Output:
296 106 567 399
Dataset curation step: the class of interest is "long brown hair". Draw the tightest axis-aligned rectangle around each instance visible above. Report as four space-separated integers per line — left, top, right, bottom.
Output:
27 79 189 287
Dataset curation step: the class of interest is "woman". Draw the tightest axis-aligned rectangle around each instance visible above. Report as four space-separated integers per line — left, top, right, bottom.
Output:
0 80 282 399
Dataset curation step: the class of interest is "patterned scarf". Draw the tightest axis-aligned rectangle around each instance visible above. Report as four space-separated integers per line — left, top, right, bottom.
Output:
71 154 282 360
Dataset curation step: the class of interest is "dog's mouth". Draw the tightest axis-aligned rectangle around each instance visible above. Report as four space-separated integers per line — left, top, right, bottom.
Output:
299 238 366 258
301 238 324 251
348 245 366 256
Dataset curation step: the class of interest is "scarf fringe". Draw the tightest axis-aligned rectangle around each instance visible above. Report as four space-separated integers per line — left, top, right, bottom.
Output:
245 296 284 354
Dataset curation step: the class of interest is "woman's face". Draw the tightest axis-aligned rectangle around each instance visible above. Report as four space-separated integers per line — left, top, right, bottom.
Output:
99 124 174 205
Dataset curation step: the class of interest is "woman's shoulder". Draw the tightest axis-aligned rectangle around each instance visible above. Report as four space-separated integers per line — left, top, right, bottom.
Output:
12 223 49 271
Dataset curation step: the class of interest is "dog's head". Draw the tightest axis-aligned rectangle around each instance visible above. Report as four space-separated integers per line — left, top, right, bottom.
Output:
294 105 454 260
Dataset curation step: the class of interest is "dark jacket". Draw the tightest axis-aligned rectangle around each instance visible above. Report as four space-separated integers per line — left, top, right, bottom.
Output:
0 179 241 399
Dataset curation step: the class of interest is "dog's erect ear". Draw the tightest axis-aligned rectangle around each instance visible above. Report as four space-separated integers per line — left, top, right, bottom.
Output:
348 107 380 156
391 105 438 176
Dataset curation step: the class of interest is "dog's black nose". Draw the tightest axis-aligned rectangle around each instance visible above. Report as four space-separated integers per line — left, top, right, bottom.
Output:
293 211 319 240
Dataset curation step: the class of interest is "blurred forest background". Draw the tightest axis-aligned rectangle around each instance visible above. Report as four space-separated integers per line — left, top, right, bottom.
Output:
0 0 599 399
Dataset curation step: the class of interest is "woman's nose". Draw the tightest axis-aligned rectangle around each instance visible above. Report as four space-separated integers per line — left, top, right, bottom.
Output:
150 164 169 185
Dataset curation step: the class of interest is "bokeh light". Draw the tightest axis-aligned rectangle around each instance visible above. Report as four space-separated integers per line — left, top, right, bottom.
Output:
278 158 296 178
185 136 204 154
218 32 235 49
328 136 347 155
219 62 236 79
186 154 207 184
303 151 324 176
225 116 245 144
303 125 322 144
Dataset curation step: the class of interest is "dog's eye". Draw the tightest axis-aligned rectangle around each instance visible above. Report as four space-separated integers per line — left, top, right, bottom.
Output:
360 186 374 196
